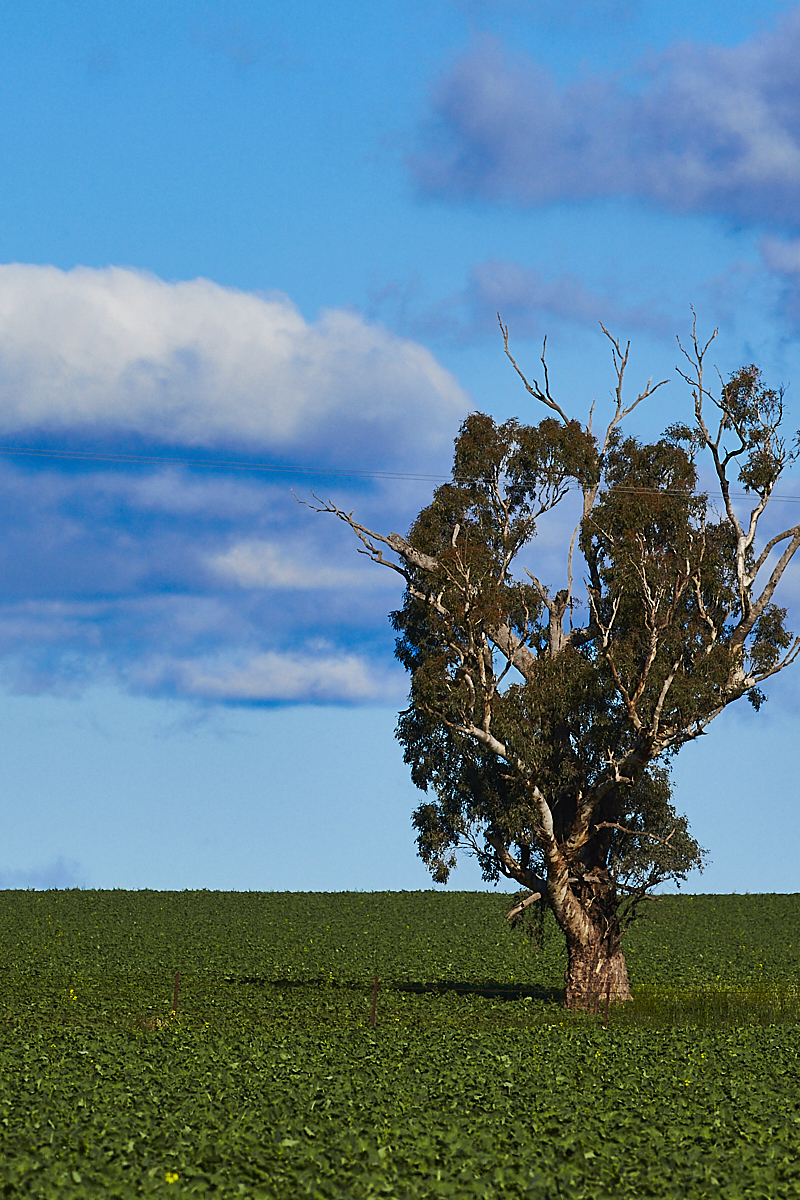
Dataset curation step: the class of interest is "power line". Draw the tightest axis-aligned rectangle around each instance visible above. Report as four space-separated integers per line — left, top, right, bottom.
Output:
595 485 800 504
0 445 449 483
0 442 799 504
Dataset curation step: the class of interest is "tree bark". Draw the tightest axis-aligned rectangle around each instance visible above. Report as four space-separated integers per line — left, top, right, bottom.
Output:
560 901 633 1012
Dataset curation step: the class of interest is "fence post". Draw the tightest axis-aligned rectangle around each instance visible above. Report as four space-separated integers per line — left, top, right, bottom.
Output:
370 973 379 1027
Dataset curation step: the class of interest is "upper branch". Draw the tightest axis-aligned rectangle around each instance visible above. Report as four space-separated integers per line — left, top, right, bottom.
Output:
499 315 571 424
298 491 542 681
593 821 676 848
295 492 439 575
598 324 670 457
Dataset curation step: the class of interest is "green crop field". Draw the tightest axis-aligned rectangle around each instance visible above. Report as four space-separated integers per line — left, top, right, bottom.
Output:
1 889 800 1199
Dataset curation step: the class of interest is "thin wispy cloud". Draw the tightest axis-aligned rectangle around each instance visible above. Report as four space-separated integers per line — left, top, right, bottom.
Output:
371 257 675 342
0 856 82 889
761 235 800 330
414 10 800 229
762 236 800 275
208 538 397 591
0 517 406 704
191 19 300 72
455 258 673 339
147 649 405 704
86 45 120 77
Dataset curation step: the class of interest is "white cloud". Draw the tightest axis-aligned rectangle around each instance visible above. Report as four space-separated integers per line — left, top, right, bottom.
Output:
148 649 405 703
0 264 468 464
0 264 463 706
207 538 390 590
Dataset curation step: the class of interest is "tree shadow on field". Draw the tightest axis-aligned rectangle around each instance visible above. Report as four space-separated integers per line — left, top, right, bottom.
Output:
396 980 563 1003
225 976 563 1003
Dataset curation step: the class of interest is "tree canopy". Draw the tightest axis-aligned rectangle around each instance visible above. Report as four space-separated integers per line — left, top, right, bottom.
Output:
307 319 800 1009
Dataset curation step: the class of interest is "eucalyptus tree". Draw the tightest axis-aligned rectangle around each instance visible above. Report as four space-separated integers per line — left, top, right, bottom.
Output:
306 319 800 1010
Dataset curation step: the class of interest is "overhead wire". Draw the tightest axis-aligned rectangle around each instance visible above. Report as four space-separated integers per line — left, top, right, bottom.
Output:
0 444 448 482
0 442 798 504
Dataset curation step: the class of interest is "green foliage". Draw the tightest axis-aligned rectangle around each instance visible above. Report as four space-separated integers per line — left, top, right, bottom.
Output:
394 412 711 898
311 339 800 1008
583 434 734 747
722 365 792 495
389 349 800 966
2 889 800 1199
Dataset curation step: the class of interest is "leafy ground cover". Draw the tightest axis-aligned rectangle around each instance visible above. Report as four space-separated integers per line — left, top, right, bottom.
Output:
1 890 799 1198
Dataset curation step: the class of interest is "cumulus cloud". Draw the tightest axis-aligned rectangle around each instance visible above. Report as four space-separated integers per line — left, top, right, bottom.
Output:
414 11 800 228
0 264 467 467
0 264 466 706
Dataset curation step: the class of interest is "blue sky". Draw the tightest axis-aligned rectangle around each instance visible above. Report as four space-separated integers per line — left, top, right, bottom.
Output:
2 0 800 892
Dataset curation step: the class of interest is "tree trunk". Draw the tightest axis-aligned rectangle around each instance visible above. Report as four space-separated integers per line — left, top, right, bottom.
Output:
564 936 632 1011
561 903 633 1011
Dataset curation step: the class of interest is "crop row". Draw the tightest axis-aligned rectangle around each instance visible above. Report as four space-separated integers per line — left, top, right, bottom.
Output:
1 889 799 1198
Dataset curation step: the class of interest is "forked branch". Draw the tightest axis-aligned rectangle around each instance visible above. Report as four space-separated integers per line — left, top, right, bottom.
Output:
498 315 571 424
594 822 676 847
294 491 439 575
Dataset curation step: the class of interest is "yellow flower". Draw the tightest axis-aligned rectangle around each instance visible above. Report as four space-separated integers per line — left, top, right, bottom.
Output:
165 1172 179 1184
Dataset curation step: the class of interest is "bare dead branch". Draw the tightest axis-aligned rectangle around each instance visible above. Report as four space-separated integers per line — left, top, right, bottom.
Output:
294 491 440 574
752 525 800 578
524 568 552 611
731 525 800 654
498 314 571 424
486 622 538 682
598 323 669 455
505 890 545 921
